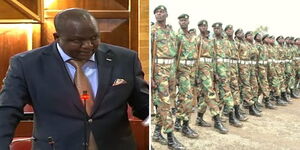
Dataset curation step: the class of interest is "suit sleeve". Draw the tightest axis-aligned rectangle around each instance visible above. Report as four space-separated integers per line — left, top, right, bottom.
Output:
128 53 149 120
0 56 30 149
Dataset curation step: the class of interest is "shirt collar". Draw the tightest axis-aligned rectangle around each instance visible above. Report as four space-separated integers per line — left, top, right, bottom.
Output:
56 43 95 62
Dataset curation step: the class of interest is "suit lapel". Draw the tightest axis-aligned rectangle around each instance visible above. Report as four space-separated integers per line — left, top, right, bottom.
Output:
92 44 114 115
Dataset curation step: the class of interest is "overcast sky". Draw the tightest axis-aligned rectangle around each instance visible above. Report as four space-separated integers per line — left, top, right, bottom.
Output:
150 0 300 38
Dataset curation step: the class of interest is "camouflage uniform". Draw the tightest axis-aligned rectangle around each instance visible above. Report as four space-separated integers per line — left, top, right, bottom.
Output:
294 45 300 88
210 37 234 110
266 44 281 98
256 42 270 98
152 23 177 133
196 36 220 116
224 38 241 105
236 39 255 106
285 44 297 92
247 41 260 103
176 29 198 121
277 44 288 93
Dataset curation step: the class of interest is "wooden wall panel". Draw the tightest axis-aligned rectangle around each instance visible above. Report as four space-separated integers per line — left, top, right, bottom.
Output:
139 0 149 81
0 25 29 83
0 1 29 19
45 0 129 10
18 0 39 14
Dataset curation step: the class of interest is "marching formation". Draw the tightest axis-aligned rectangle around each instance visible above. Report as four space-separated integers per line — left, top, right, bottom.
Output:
151 5 300 150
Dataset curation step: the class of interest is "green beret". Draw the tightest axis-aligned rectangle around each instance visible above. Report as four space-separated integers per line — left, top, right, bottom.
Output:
295 38 300 41
212 22 222 28
224 25 233 31
254 33 261 39
290 37 295 40
153 5 167 14
276 36 284 41
262 34 269 41
269 35 275 39
235 28 243 35
178 13 189 19
285 36 290 40
245 31 253 37
198 20 208 26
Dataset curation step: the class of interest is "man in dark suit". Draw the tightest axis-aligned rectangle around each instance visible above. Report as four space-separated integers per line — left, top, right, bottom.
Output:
0 8 149 150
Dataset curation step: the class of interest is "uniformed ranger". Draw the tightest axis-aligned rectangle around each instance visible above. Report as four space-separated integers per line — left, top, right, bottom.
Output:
210 22 238 130
254 33 276 109
174 13 199 138
195 20 229 134
224 25 248 122
245 31 263 112
151 5 185 150
264 35 287 106
235 29 261 116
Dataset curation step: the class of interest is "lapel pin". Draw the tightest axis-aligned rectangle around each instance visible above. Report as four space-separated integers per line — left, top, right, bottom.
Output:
106 58 112 61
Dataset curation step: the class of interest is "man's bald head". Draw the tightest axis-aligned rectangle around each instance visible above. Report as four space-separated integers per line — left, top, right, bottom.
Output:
54 8 98 34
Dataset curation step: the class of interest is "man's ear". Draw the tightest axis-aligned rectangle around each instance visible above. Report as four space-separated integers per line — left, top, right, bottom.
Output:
53 32 59 42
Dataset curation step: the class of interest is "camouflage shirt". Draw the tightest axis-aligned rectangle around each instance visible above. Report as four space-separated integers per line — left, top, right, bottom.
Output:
209 37 231 58
236 39 250 60
151 23 177 58
176 29 198 60
198 35 213 58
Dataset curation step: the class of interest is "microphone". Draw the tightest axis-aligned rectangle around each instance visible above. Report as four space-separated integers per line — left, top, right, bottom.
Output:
81 91 89 150
48 137 56 150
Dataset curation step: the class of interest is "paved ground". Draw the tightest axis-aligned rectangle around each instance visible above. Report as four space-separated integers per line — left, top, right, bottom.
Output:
151 98 300 150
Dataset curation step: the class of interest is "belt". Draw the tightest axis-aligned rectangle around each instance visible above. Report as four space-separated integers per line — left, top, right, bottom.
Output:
199 57 213 63
239 60 251 65
249 61 257 65
231 60 239 64
155 58 174 64
216 58 231 63
258 60 268 65
294 57 300 60
180 60 196 65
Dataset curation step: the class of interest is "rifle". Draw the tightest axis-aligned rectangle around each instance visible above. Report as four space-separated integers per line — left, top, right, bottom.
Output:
193 37 203 108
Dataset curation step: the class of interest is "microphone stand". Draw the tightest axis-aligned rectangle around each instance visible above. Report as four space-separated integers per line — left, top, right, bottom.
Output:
81 91 89 150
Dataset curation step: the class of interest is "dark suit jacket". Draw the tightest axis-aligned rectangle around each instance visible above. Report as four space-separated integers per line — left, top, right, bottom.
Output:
0 42 149 150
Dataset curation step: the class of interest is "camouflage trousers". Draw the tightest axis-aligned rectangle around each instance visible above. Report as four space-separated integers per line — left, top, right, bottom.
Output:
169 63 177 109
197 62 220 117
267 63 281 97
238 64 255 105
294 61 300 88
176 64 196 121
153 64 174 133
215 62 234 110
257 64 270 97
230 64 241 105
285 63 296 91
250 64 259 103
278 63 287 92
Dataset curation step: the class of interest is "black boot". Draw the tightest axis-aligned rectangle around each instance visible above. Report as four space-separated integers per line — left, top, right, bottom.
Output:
213 115 228 134
282 92 293 103
254 102 262 112
181 120 199 138
249 104 262 117
290 89 300 98
234 105 248 121
152 125 167 145
229 110 243 127
276 96 287 106
196 112 211 127
264 97 276 109
167 132 186 150
174 118 182 132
